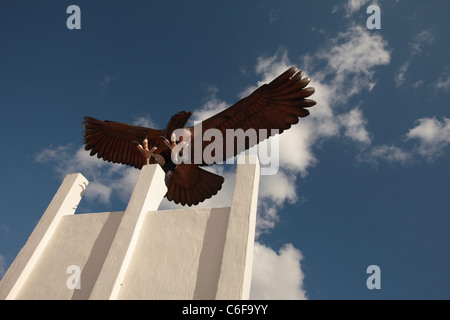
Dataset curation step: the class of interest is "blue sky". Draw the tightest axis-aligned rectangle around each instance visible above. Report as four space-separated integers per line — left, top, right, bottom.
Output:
1 0 449 299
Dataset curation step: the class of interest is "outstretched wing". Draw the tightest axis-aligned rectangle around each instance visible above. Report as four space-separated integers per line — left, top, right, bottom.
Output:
82 117 164 169
191 67 315 164
165 164 224 206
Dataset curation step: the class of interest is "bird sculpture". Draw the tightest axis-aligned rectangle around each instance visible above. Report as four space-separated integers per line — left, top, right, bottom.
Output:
82 67 316 206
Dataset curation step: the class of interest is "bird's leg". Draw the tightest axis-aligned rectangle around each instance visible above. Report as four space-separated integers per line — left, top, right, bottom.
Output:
163 133 178 151
136 139 151 165
136 141 166 166
163 133 179 163
151 147 166 166
135 138 163 166
164 133 192 150
163 132 192 164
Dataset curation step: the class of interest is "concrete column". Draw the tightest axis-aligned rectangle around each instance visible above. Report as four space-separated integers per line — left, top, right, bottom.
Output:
89 164 167 300
0 173 88 300
215 155 260 299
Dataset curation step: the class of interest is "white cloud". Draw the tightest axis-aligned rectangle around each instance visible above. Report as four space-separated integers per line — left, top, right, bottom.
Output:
237 49 293 100
250 242 307 300
332 0 371 17
255 49 293 85
259 171 297 205
407 117 450 143
277 123 319 176
35 145 140 206
338 108 372 144
191 86 230 124
436 75 450 92
346 0 371 14
83 181 113 204
406 117 450 160
112 167 141 202
435 69 450 93
35 145 108 178
132 114 159 129
359 117 450 166
362 144 412 166
292 24 389 169
309 25 390 102
34 145 69 165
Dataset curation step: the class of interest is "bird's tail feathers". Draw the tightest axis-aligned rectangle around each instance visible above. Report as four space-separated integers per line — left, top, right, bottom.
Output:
165 164 224 206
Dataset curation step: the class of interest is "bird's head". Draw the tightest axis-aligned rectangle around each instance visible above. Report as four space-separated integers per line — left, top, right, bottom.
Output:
176 111 193 121
167 111 193 131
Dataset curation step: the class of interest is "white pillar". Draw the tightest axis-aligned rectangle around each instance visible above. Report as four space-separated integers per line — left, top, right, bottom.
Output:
0 173 88 300
215 155 260 299
88 164 167 300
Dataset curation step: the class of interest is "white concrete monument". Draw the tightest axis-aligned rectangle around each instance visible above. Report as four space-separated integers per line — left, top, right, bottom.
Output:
0 156 260 300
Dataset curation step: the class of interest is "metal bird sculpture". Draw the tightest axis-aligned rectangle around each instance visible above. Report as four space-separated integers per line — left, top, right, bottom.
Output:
82 67 316 206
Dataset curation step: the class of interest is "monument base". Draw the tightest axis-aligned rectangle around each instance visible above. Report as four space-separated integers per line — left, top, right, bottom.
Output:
0 156 260 300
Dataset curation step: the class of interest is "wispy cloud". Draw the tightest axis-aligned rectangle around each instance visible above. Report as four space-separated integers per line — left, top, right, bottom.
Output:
98 74 119 90
394 29 435 88
359 117 450 166
410 30 435 56
98 74 121 97
0 224 11 235
360 144 413 166
132 114 160 128
394 61 411 88
434 68 450 93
